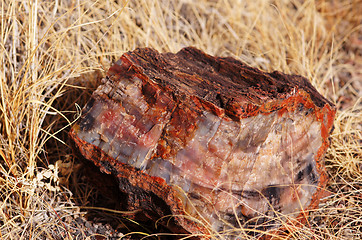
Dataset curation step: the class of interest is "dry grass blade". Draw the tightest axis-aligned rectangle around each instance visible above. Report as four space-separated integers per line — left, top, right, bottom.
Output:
0 0 361 239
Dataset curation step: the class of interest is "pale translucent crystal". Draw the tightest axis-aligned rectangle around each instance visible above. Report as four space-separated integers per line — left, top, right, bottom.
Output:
76 75 322 231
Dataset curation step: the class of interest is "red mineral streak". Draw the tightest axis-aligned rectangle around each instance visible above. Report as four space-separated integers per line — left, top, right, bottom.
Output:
70 47 336 239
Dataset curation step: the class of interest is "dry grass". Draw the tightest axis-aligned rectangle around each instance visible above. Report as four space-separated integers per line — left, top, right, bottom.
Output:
0 0 361 239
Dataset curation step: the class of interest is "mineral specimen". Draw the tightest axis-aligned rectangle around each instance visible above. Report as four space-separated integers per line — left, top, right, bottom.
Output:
69 47 336 238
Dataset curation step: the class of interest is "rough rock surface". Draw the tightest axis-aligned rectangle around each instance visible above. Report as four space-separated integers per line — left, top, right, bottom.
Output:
69 47 336 238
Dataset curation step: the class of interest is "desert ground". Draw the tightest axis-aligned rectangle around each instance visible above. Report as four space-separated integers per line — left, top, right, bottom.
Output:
0 0 361 239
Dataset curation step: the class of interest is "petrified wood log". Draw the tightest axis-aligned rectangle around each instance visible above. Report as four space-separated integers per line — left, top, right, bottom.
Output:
69 47 335 238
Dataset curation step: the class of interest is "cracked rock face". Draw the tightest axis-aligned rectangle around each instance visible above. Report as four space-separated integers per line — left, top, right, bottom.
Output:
69 47 335 238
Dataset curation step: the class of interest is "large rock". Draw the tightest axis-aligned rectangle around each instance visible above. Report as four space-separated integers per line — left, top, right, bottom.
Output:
69 47 335 238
